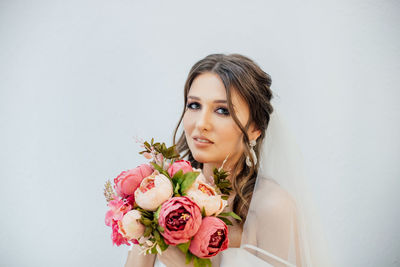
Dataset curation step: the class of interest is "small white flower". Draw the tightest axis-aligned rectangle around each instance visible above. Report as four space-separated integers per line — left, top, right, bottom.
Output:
156 244 162 255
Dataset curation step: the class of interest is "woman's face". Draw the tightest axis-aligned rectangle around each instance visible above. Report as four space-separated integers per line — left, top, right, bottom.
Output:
183 72 260 167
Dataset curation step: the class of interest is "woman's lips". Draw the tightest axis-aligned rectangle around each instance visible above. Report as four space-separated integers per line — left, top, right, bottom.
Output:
193 136 214 147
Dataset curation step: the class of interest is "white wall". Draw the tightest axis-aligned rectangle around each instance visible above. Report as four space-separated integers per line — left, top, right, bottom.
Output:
1 0 399 266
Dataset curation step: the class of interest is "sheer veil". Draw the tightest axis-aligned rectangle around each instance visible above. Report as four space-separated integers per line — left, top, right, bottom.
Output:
240 107 331 267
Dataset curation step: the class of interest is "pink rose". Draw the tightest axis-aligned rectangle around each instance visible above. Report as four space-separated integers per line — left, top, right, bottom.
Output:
114 164 153 197
167 160 193 177
189 217 229 258
158 197 202 245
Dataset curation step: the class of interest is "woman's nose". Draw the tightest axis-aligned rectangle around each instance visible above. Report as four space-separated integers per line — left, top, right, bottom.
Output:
196 108 212 132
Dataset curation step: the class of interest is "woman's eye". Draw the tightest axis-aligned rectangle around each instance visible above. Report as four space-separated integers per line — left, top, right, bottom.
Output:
216 107 230 116
186 102 200 109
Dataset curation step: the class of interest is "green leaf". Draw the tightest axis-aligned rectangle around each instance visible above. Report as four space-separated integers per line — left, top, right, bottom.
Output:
217 216 233 225
137 207 153 218
153 230 162 243
185 251 194 264
150 162 170 177
219 211 242 221
154 205 162 221
171 169 184 181
201 206 206 217
180 171 200 193
177 241 191 254
140 217 153 226
193 257 211 267
143 226 153 237
157 225 164 233
199 258 211 267
150 162 163 173
173 183 180 195
194 257 200 267
221 195 229 200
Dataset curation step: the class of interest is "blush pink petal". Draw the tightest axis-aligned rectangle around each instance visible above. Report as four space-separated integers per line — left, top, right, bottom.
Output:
189 217 229 258
167 160 193 177
114 164 153 197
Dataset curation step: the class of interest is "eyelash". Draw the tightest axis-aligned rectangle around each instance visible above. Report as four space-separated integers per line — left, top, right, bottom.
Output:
186 102 230 116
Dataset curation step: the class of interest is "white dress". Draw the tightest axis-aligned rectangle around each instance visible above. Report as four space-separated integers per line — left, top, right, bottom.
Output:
154 246 294 267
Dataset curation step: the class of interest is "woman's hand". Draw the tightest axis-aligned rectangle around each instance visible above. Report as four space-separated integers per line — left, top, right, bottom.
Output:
157 245 194 267
157 245 221 267
124 245 155 267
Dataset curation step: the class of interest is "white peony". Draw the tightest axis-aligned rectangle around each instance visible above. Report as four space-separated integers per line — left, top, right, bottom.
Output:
134 171 173 211
185 177 227 216
118 210 145 240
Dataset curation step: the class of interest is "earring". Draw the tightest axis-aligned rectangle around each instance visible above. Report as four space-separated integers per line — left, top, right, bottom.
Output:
246 140 257 167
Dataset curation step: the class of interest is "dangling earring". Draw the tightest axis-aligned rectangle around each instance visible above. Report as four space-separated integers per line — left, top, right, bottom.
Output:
246 140 257 167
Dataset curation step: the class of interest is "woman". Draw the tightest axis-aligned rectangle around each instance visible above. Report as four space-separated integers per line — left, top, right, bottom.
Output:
125 54 326 266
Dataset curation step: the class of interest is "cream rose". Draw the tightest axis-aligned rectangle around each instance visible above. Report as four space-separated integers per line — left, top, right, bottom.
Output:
134 170 173 211
185 177 227 216
118 210 145 240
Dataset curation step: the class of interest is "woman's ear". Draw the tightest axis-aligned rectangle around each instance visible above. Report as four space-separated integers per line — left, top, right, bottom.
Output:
249 124 262 142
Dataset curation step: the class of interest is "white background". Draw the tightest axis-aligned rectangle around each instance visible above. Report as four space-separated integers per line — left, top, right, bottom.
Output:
0 0 399 266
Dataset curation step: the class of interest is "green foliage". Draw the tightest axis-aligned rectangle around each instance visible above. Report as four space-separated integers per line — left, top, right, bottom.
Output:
217 211 242 224
217 216 233 226
213 167 232 196
183 251 211 267
171 171 200 197
136 208 169 253
177 241 190 254
185 252 194 264
201 206 206 217
180 172 200 194
218 211 242 221
139 138 180 160
193 257 212 267
150 162 170 178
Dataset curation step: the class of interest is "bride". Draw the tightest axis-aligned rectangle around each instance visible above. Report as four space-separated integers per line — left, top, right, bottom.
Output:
124 54 329 267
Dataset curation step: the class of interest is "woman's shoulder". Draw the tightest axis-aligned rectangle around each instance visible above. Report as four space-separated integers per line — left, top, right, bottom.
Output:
252 176 296 215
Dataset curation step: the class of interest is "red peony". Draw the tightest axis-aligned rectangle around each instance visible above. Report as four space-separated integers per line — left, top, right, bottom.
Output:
189 217 229 258
158 197 202 245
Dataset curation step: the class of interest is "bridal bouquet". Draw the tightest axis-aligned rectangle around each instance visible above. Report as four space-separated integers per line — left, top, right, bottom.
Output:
104 139 241 267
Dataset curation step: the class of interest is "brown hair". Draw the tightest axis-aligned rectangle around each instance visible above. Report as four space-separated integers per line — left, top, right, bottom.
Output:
172 53 274 223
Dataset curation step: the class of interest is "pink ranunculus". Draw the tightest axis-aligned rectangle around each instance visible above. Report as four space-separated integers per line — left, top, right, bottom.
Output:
111 221 130 246
158 196 202 245
114 164 153 197
105 196 132 226
167 160 193 177
189 217 229 258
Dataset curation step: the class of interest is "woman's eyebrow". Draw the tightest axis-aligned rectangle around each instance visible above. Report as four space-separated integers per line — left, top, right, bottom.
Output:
187 95 227 103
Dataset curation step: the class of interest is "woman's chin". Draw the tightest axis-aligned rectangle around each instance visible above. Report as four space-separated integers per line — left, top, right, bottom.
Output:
191 153 214 164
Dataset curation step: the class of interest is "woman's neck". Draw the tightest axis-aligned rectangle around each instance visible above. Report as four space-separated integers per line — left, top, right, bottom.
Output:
201 163 218 182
